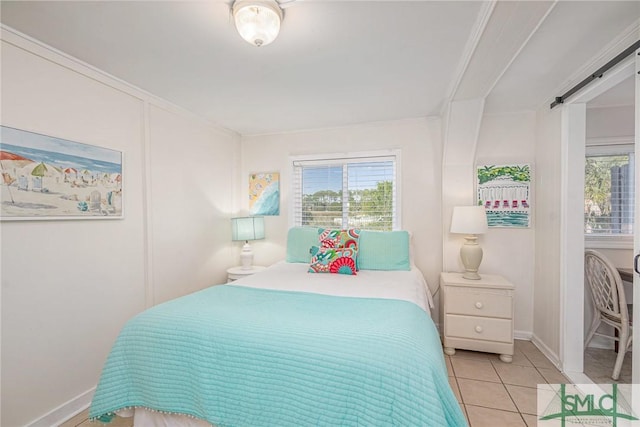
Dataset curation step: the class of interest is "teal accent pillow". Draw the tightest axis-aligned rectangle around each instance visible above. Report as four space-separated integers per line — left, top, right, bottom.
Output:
308 246 358 275
286 227 321 263
358 230 411 271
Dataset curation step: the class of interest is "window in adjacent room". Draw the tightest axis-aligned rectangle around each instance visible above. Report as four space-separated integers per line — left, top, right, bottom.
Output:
291 151 400 231
584 143 634 246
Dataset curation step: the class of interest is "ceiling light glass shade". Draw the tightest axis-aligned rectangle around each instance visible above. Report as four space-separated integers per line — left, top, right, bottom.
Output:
233 0 283 47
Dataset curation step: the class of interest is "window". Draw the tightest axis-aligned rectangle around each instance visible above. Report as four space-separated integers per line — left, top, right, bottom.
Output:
584 144 634 241
292 151 399 231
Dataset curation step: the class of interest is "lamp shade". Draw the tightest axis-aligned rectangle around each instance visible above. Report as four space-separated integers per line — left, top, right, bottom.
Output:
231 216 265 241
232 0 283 47
450 206 488 235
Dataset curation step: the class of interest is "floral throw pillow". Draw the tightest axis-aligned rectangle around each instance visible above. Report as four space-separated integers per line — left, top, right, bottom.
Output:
308 246 357 275
317 228 360 270
318 228 360 250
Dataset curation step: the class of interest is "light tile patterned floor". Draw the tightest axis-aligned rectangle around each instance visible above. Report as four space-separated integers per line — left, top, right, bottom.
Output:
447 339 570 427
61 339 564 427
584 346 632 384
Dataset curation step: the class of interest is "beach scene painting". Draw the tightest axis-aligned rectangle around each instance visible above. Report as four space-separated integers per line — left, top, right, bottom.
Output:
249 172 279 216
1 126 123 220
477 164 531 228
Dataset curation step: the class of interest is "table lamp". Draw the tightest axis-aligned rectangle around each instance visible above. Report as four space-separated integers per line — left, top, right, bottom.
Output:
231 216 265 269
450 206 488 280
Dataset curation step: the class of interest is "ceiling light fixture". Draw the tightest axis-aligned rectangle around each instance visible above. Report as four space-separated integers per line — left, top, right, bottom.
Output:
232 0 283 47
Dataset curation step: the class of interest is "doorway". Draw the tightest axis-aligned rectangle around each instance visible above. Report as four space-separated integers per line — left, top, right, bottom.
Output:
560 51 638 385
582 75 635 384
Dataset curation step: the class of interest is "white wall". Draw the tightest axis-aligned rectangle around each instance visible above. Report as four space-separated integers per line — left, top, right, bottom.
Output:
586 105 635 139
239 118 444 316
533 105 563 361
1 29 239 427
475 112 536 336
441 99 485 276
148 106 239 304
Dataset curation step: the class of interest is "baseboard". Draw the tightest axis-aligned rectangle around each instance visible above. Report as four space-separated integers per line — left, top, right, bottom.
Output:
26 387 94 427
564 371 594 386
514 330 533 341
531 333 562 369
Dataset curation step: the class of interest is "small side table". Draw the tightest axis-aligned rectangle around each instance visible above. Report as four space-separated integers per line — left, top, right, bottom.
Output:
440 272 515 363
227 265 266 282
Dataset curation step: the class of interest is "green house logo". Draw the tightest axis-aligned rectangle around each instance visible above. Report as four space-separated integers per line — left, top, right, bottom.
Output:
539 384 638 426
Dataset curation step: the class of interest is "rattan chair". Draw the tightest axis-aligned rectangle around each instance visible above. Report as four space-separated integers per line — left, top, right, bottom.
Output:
584 249 632 380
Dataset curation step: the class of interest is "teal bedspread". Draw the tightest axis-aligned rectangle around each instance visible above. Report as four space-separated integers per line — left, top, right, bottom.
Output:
90 285 466 426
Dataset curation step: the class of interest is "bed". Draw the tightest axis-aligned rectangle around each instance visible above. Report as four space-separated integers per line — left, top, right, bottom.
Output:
90 228 466 426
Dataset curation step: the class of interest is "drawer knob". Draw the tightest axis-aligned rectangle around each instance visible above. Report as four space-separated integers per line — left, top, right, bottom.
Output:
475 302 483 309
475 326 483 333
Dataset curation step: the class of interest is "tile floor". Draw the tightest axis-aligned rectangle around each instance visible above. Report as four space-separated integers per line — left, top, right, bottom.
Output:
447 339 570 427
584 346 632 384
61 339 565 427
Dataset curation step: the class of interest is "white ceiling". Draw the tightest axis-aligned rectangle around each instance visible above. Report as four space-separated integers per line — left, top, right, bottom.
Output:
1 1 638 135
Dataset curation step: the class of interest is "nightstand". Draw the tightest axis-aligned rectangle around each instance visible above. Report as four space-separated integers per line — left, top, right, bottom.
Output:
440 272 514 363
227 265 267 282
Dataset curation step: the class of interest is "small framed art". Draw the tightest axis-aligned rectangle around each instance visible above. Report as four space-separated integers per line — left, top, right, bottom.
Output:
476 164 531 228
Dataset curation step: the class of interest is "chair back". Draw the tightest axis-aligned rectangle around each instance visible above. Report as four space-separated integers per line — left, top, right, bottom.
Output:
584 249 629 325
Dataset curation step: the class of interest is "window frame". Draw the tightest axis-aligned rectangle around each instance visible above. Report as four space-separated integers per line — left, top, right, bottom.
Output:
289 149 402 230
584 139 634 250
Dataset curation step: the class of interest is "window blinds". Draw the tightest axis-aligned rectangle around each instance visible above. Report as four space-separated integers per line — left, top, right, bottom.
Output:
292 155 397 231
584 153 634 235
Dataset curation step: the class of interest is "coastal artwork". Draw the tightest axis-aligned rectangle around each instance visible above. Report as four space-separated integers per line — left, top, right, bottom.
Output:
477 164 531 228
1 126 123 220
249 172 279 216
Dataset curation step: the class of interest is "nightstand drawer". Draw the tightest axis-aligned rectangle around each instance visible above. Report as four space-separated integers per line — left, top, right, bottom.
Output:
445 314 512 343
446 288 512 318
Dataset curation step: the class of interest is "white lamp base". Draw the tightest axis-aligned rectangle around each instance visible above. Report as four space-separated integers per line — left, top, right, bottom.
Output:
460 235 483 280
240 241 254 270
